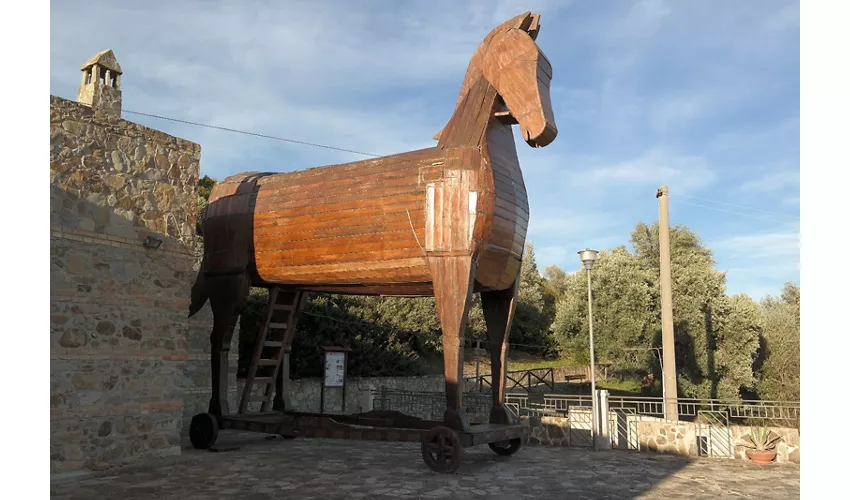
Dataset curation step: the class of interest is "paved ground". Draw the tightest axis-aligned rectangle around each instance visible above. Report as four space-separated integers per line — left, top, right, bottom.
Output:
51 432 800 499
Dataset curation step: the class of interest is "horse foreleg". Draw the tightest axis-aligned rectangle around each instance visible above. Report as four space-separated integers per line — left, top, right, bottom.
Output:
431 256 476 432
207 273 250 416
481 279 519 424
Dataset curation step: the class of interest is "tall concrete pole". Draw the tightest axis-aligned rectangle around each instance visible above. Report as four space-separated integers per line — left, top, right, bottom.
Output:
656 186 679 421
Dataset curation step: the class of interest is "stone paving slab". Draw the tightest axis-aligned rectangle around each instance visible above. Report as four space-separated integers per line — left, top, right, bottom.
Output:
51 432 800 499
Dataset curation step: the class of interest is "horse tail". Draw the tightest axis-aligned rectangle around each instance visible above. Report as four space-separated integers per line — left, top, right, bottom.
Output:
188 257 208 318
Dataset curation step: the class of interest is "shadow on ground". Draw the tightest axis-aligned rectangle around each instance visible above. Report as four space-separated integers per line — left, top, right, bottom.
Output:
51 431 800 499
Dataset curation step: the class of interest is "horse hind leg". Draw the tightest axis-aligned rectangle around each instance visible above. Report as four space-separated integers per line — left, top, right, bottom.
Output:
207 273 251 416
431 256 476 432
481 279 520 424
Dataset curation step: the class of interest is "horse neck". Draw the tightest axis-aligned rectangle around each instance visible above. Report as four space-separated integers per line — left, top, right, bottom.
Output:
437 76 501 150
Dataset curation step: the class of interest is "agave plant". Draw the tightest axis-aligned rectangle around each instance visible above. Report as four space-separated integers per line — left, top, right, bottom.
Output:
740 425 783 451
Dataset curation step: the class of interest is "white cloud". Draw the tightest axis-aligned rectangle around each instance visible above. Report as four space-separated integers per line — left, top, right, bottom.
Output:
711 226 800 299
714 230 799 260
737 170 800 194
572 148 716 194
527 211 620 238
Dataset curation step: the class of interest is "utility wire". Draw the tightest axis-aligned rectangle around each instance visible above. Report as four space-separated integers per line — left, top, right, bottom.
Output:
121 108 382 158
674 199 797 226
675 193 799 219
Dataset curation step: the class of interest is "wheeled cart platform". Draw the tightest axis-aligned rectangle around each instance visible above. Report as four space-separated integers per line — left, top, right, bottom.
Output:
189 409 526 473
190 287 526 473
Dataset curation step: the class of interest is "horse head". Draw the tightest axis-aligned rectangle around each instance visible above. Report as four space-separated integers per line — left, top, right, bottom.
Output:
435 12 557 148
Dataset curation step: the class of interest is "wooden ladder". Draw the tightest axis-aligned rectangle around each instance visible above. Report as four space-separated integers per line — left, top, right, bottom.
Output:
237 287 307 414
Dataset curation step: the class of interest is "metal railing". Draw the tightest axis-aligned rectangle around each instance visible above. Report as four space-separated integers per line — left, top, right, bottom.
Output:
369 387 799 429
464 367 556 393
371 388 494 421
602 396 800 426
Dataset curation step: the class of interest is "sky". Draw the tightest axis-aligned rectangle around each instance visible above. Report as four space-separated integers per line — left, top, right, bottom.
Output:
49 0 800 301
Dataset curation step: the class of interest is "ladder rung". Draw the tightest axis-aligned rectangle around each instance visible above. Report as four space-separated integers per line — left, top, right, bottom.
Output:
264 341 283 348
251 377 273 385
268 322 288 329
258 359 279 366
273 304 295 311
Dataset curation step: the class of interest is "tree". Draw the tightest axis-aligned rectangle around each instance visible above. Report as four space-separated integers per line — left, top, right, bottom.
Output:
756 282 800 401
551 222 763 400
192 175 217 270
551 246 658 371
510 243 555 355
712 294 763 400
541 264 570 319
630 222 758 400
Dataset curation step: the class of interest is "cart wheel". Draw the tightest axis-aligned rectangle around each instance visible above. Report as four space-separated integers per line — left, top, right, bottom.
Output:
488 437 523 456
421 426 462 473
189 413 219 449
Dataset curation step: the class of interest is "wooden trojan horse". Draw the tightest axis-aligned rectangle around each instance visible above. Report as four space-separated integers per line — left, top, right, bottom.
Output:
188 11 557 432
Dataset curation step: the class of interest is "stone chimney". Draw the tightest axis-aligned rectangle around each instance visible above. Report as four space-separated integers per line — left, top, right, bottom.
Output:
77 49 122 118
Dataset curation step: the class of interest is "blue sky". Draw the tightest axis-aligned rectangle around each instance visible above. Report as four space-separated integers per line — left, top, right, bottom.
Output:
49 0 799 301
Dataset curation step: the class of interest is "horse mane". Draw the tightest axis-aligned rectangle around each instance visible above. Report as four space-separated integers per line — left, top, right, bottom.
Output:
433 12 541 141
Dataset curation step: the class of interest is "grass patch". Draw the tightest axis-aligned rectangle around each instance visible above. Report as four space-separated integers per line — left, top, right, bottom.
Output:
460 349 581 374
507 358 583 371
548 377 661 398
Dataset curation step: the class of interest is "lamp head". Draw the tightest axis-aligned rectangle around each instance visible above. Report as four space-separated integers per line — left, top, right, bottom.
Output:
578 248 599 270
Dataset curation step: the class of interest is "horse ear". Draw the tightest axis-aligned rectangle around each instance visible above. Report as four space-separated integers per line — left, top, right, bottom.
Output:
519 13 541 40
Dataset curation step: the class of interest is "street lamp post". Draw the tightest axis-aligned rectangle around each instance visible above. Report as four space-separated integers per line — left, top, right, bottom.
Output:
578 248 600 450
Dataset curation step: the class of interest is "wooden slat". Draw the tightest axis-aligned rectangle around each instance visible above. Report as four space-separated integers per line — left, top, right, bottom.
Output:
253 210 425 241
254 228 424 254
255 147 439 185
258 163 424 195
254 192 422 220
253 200 424 229
254 183 422 212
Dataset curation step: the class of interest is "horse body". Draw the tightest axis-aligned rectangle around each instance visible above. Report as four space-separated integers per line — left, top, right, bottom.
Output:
191 12 557 428
200 82 529 297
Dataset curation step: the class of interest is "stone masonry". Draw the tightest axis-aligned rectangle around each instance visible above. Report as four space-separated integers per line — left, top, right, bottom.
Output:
50 49 202 474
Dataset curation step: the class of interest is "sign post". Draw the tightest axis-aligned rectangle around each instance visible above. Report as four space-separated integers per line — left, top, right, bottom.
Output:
321 346 352 414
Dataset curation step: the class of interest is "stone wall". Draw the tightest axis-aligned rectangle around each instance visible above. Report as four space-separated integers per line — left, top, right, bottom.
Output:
636 418 800 463
234 375 448 416
516 409 800 464
50 95 201 474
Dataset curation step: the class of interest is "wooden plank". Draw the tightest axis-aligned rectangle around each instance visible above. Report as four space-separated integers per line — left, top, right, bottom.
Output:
254 192 422 221
253 201 424 229
256 167 425 204
254 210 425 239
255 238 425 264
258 258 431 283
255 183 423 212
254 148 440 185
